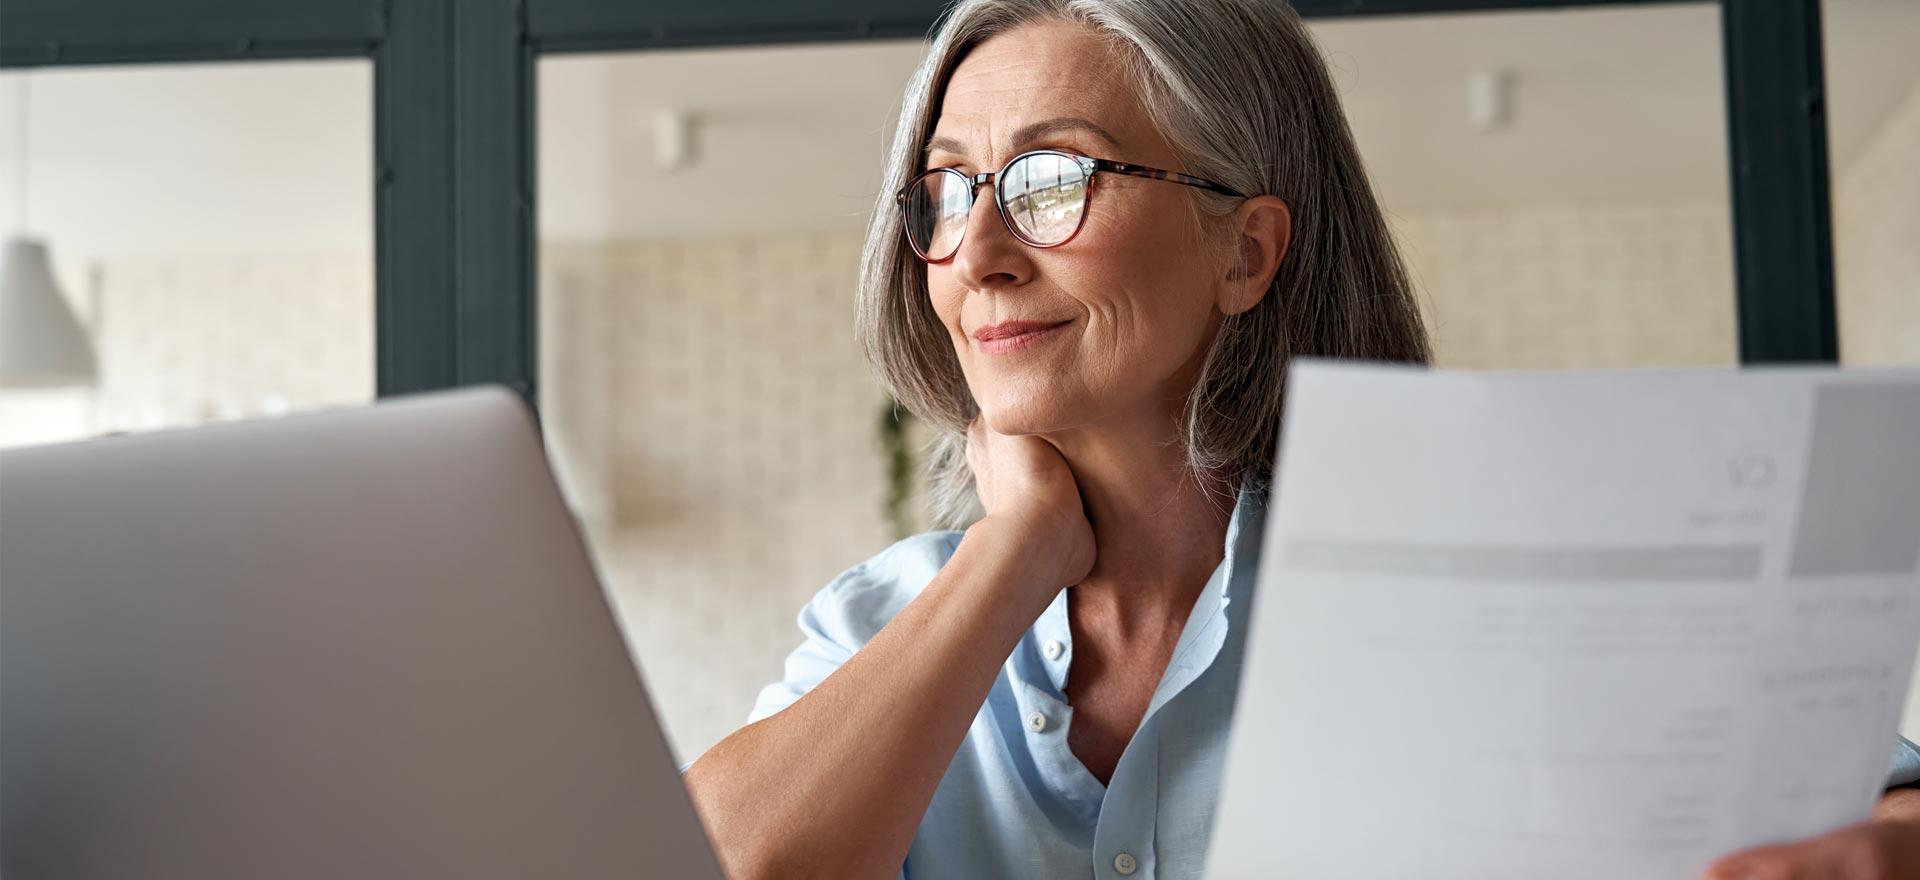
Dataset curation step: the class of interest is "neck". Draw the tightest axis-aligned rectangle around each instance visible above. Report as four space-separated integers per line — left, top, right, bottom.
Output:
1042 409 1235 636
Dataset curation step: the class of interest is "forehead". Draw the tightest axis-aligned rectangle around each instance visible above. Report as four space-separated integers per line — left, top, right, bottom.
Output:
929 19 1154 161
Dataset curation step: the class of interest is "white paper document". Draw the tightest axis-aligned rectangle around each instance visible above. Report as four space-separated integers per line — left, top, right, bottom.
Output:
1208 361 1920 880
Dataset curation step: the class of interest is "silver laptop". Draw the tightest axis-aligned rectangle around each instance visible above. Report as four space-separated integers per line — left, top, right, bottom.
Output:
0 387 727 880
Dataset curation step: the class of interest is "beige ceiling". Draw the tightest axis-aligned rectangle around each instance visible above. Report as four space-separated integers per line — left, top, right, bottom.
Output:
537 0 1920 239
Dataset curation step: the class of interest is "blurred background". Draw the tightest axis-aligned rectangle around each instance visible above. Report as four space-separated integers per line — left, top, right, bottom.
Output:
1 0 1915 763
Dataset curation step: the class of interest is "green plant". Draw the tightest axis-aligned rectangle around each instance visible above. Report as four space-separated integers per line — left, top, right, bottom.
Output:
877 397 916 539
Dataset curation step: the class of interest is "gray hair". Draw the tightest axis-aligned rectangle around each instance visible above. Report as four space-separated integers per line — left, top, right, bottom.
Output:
856 0 1432 529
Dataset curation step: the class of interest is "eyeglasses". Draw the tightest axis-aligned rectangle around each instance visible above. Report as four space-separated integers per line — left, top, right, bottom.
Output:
895 149 1245 263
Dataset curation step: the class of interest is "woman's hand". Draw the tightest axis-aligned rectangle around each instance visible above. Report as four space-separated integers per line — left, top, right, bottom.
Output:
1700 789 1920 878
688 421 1105 880
965 417 1095 588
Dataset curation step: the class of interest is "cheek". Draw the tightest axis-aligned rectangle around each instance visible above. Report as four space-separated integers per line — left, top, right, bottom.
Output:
923 268 959 325
1064 205 1218 366
925 273 975 360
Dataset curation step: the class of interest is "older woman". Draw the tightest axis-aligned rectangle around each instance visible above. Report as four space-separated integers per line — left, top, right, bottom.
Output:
683 1 1920 878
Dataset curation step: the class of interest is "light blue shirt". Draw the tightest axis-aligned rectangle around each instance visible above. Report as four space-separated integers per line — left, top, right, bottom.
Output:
747 483 1920 880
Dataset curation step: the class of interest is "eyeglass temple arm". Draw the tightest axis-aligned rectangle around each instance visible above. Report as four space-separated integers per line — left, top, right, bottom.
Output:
1091 158 1245 198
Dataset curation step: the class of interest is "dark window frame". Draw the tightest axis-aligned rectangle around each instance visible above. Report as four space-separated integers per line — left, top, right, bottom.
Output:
0 0 1841 406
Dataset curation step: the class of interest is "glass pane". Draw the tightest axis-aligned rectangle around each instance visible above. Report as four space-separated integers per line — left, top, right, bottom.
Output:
541 9 1745 761
0 61 374 448
1825 0 1920 366
1310 3 1736 369
538 43 929 762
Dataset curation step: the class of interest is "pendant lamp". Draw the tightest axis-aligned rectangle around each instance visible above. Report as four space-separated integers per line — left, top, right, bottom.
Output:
1 73 97 388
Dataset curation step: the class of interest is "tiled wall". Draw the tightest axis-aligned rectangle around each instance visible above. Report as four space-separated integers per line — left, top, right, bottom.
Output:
91 250 374 431
1398 201 1737 370
540 234 915 761
1836 82 1920 366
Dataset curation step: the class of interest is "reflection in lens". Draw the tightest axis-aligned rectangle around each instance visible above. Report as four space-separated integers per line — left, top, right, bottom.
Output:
906 169 973 261
1001 153 1086 246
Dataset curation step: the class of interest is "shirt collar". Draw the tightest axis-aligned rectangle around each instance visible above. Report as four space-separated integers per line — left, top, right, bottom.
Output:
1218 477 1268 603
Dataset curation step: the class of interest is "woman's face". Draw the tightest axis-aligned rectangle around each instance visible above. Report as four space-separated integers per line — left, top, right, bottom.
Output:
925 20 1236 439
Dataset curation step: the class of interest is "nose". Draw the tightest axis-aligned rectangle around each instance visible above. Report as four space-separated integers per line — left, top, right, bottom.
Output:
949 179 1034 291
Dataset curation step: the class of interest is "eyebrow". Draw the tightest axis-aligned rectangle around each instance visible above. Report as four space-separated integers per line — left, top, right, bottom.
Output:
923 116 1124 164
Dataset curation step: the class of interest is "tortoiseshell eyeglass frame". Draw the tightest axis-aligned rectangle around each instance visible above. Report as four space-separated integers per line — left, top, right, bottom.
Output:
894 148 1247 263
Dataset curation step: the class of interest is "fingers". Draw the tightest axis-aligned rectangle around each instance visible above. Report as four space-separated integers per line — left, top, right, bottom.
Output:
1702 819 1920 880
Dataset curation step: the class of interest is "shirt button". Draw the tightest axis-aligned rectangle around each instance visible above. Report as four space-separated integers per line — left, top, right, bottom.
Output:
1025 711 1049 733
1114 852 1138 875
1042 639 1065 660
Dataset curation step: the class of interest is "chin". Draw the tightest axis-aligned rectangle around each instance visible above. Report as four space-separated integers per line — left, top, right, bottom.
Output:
976 388 1088 437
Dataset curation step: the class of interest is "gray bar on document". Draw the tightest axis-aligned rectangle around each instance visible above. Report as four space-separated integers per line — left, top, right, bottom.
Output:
1788 383 1920 578
1283 540 1765 581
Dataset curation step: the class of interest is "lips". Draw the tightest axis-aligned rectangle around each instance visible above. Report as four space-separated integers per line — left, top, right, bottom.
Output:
974 320 1068 342
973 320 1070 354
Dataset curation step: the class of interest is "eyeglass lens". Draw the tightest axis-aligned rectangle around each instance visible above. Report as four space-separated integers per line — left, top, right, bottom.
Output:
904 152 1089 260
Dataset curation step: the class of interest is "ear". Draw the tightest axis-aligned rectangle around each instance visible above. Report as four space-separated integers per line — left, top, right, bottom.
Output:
1217 195 1291 316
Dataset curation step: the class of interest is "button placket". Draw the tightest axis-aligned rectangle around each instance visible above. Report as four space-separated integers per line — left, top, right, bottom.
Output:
1091 709 1163 880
